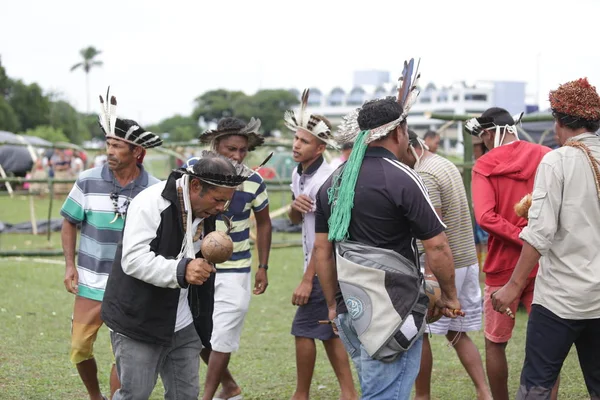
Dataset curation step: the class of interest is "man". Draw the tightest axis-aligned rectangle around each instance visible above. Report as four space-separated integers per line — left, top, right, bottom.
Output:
198 117 272 400
101 151 251 399
403 130 491 400
314 91 462 398
61 90 162 400
492 77 600 400
466 107 552 400
285 90 357 400
423 130 440 153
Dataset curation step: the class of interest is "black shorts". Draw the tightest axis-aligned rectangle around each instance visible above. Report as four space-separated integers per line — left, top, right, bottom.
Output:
517 304 600 400
291 275 336 341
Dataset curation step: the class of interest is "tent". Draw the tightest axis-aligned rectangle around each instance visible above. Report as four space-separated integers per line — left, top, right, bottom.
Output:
0 131 52 176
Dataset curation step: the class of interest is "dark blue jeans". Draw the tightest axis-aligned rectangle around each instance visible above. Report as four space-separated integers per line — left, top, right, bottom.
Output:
517 304 600 400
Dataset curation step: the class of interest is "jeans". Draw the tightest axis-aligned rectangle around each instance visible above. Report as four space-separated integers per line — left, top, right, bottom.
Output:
110 323 202 400
336 313 423 400
517 304 600 400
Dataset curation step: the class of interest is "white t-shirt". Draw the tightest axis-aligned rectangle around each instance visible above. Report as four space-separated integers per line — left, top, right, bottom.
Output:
174 217 203 332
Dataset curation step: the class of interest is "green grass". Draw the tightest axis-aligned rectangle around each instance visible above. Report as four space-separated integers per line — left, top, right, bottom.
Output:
0 196 591 399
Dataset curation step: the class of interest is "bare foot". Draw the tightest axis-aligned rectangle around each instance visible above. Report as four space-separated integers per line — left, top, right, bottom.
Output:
215 386 242 400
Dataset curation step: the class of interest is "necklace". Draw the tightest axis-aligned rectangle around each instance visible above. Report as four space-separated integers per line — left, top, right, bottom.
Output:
109 179 136 224
177 186 203 242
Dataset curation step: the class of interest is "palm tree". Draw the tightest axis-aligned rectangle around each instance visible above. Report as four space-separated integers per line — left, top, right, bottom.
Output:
70 46 103 113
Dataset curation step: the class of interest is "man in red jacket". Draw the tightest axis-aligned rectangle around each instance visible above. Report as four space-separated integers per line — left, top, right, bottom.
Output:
466 107 552 400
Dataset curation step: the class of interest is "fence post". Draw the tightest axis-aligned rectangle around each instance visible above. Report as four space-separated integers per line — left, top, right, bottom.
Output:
47 179 54 242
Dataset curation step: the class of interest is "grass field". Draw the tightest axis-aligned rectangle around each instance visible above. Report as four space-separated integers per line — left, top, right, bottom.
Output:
0 195 591 400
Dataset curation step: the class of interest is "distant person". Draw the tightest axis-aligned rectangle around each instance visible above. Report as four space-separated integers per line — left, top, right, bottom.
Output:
492 77 600 400
61 90 162 400
285 90 357 400
329 142 353 169
465 107 554 400
424 130 441 153
403 130 491 400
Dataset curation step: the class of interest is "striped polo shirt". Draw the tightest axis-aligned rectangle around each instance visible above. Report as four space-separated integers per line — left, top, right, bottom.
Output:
416 154 478 269
216 171 269 273
60 164 160 301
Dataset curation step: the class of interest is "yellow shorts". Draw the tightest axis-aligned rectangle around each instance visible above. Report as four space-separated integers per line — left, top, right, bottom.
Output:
70 296 104 365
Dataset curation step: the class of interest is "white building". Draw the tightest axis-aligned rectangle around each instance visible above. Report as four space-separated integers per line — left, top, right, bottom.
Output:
289 70 528 154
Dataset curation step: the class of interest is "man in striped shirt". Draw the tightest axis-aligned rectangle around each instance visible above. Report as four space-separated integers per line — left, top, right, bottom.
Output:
61 108 162 400
197 117 272 400
403 131 491 400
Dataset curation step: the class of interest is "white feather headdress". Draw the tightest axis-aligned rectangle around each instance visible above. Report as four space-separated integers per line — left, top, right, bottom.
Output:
334 58 422 146
284 89 339 149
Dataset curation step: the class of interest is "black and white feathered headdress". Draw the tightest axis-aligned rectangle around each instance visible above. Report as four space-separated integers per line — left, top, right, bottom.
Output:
464 107 524 148
199 117 264 152
284 89 339 148
98 87 163 149
335 58 422 145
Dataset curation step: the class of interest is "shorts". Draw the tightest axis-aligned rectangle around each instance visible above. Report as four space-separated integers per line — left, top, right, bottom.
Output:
70 296 103 364
483 278 535 343
427 264 482 335
291 275 337 341
210 272 252 353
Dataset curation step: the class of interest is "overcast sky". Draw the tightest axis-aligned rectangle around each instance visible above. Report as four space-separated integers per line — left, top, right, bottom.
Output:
2 0 599 126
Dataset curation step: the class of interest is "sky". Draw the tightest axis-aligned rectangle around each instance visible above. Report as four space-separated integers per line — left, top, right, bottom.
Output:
2 0 600 126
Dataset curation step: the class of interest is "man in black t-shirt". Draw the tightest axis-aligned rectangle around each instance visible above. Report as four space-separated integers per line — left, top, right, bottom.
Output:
313 96 461 399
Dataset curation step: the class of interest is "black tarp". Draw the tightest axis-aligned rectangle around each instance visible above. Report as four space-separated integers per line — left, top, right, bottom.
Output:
0 131 52 176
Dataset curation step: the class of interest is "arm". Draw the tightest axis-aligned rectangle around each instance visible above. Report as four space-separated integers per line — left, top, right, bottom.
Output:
313 233 337 308
422 207 442 275
121 196 188 288
60 180 85 294
472 172 523 246
421 232 456 300
291 253 317 306
253 193 272 295
289 194 314 224
61 219 79 294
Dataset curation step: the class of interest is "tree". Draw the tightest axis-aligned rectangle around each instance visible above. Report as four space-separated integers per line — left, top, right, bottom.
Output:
70 46 103 113
0 96 20 132
147 114 202 143
22 125 69 143
0 56 10 98
49 100 91 144
8 80 50 131
192 89 247 124
80 113 105 140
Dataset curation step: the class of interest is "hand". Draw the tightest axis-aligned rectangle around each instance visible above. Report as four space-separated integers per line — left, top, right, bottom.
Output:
253 267 268 295
185 258 216 285
63 265 79 295
291 278 313 306
491 282 520 319
436 293 465 318
291 195 314 214
328 306 339 335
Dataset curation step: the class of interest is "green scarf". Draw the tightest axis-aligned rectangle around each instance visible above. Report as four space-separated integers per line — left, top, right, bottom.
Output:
327 130 369 242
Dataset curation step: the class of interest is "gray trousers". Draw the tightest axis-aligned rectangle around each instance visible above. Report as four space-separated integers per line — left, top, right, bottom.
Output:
110 323 202 400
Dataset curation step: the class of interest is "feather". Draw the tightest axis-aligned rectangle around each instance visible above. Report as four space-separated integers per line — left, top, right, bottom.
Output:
397 58 415 108
298 88 310 128
283 110 298 131
109 95 117 136
238 117 261 135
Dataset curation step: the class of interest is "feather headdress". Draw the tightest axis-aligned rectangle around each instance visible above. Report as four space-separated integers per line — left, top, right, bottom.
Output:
334 59 422 147
464 107 524 148
181 150 267 188
200 117 265 152
284 89 339 148
98 87 162 149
